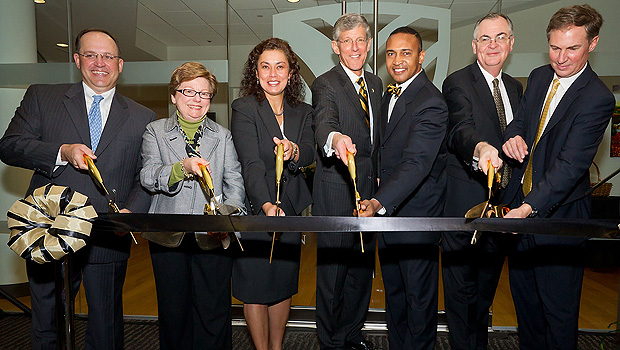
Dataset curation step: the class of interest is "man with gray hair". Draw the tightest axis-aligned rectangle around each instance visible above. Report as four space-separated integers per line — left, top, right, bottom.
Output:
441 13 522 350
312 13 382 350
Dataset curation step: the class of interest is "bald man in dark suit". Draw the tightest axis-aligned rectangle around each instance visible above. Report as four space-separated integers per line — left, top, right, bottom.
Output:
0 29 154 350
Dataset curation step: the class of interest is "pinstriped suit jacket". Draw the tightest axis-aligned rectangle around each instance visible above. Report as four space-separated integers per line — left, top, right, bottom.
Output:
0 82 155 263
312 64 382 218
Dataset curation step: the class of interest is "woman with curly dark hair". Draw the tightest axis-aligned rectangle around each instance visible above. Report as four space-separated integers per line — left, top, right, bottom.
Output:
231 38 314 350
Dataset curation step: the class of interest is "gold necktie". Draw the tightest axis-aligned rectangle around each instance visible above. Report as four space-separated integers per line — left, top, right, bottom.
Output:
522 79 560 195
356 77 370 127
492 79 511 188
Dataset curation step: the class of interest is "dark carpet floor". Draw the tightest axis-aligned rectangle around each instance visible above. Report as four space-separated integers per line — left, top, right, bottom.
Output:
1 312 618 349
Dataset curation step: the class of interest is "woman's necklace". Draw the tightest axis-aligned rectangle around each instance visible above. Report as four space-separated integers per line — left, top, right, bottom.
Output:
273 110 284 116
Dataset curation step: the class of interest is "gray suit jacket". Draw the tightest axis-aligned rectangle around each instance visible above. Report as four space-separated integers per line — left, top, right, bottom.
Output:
0 82 155 263
140 113 246 250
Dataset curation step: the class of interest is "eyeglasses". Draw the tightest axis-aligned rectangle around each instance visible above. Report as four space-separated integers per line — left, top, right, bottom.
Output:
77 52 121 61
475 33 513 47
176 89 214 100
338 38 368 47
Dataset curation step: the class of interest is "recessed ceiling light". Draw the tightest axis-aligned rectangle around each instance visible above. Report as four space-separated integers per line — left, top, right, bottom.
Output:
56 43 69 48
34 0 46 4
287 0 299 3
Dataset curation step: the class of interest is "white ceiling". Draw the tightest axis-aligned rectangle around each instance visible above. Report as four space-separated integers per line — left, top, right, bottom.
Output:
34 0 559 62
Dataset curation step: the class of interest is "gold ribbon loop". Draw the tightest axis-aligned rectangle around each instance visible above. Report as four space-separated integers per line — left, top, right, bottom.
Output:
6 184 97 264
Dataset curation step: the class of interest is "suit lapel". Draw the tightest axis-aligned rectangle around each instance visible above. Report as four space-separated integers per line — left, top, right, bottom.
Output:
63 83 91 146
383 70 427 142
540 65 593 141
257 99 284 139
199 122 220 163
503 73 521 115
368 75 382 145
471 64 503 136
163 115 189 161
282 100 301 142
526 72 554 145
335 65 367 127
96 93 129 156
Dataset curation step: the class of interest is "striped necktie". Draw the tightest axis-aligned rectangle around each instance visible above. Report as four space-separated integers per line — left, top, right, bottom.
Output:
356 77 370 128
88 95 104 152
492 78 511 188
522 79 560 195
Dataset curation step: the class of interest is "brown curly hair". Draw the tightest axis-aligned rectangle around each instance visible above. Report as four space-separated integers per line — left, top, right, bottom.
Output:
239 38 305 105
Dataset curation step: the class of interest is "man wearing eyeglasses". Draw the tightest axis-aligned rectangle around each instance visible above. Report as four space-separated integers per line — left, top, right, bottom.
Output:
440 13 523 350
311 13 382 350
502 5 613 349
0 28 155 350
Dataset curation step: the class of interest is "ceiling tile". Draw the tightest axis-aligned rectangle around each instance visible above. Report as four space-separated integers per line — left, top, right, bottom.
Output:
157 36 198 46
156 10 206 26
236 8 278 24
229 0 275 10
229 34 263 45
137 3 168 26
138 0 187 12
175 24 218 38
140 24 181 38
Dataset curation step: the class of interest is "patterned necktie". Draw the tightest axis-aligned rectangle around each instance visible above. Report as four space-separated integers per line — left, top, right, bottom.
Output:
88 95 103 152
356 77 370 128
387 83 401 98
522 79 560 195
492 78 511 188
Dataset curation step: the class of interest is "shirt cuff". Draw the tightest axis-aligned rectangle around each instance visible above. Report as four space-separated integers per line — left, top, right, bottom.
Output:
372 198 386 215
54 146 68 172
471 156 480 172
323 131 341 157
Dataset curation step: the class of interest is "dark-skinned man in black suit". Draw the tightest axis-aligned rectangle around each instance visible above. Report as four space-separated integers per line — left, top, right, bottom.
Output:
360 26 448 350
441 13 523 350
0 29 155 350
312 13 382 350
502 5 614 349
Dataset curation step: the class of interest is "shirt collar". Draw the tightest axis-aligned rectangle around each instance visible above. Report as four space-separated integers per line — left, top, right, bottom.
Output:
340 62 366 85
554 62 588 91
393 69 423 96
82 82 115 101
477 60 503 86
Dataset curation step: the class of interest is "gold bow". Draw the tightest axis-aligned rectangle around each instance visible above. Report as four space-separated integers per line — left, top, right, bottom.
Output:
387 83 401 97
7 184 97 264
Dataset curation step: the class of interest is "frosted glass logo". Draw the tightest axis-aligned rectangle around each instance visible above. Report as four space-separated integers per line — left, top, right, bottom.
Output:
273 3 450 88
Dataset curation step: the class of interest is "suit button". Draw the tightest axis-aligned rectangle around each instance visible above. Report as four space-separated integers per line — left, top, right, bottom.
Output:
381 169 385 173
282 176 288 183
381 145 385 149
367 175 372 180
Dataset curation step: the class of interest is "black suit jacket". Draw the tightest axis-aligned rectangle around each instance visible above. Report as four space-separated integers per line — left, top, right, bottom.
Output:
312 64 382 216
0 83 155 262
373 70 448 245
503 64 614 245
443 62 523 217
231 95 314 216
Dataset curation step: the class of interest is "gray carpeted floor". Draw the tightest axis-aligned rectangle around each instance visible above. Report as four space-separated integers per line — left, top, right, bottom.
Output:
1 312 618 349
